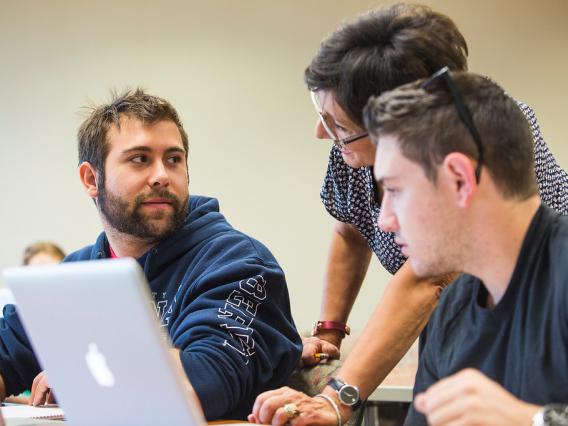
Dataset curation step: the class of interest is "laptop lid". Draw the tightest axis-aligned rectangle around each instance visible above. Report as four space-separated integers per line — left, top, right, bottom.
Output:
3 258 206 426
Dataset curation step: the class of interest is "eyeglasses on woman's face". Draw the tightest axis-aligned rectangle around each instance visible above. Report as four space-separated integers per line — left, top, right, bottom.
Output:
310 90 368 149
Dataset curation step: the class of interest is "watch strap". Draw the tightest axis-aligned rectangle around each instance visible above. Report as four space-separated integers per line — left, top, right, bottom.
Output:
312 320 351 336
328 377 344 392
351 398 362 411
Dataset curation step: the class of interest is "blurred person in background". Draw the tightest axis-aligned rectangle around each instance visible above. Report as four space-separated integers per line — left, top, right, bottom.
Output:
0 242 66 401
22 242 66 266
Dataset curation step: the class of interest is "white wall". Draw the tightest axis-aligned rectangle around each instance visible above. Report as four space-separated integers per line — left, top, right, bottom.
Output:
1 0 567 333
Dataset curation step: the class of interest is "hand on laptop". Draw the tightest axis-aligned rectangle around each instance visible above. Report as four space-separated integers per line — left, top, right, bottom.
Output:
29 371 56 406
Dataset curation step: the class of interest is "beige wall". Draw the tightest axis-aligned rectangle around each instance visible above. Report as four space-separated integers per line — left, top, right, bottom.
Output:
0 1 566 332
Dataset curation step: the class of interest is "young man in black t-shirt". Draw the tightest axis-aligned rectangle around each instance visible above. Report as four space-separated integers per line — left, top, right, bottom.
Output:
366 70 568 426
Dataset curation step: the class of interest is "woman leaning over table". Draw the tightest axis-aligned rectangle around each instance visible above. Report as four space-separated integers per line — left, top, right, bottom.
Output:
250 4 568 426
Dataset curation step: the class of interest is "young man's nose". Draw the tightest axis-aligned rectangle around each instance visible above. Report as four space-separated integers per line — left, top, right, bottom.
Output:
149 162 170 187
377 200 398 233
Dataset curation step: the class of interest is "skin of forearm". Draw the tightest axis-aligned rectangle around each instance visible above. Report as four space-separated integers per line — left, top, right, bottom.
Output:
319 222 372 348
333 262 457 399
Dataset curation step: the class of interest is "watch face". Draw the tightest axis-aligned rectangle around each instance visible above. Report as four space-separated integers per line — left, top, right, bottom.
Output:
339 385 359 406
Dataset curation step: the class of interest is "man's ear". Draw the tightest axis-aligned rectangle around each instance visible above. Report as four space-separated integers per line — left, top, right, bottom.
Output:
441 153 478 208
79 162 99 199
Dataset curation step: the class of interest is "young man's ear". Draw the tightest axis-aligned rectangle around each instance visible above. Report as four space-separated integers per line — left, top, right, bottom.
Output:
79 162 99 199
441 153 478 208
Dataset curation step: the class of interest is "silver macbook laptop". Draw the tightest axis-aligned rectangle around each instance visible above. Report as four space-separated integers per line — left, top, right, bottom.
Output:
2 258 209 426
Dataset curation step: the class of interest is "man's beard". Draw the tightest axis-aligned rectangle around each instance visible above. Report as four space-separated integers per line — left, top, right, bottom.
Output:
97 178 188 243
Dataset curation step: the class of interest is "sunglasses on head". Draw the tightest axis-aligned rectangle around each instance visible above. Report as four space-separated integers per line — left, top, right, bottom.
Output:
420 67 484 184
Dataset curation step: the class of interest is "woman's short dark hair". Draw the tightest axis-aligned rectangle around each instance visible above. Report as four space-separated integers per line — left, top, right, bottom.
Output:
305 3 468 126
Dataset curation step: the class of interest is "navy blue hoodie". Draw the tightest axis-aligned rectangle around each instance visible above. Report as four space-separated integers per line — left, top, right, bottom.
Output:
0 196 302 420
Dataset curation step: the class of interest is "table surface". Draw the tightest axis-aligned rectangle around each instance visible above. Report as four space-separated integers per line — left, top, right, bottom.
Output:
3 419 252 426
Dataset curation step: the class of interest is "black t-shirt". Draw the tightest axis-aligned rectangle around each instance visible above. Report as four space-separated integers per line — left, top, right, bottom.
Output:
406 206 568 425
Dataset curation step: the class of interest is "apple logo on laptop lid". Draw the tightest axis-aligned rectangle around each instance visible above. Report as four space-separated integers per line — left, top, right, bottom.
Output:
85 343 115 387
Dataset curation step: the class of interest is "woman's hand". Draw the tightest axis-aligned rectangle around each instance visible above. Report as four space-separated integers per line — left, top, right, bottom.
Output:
300 336 340 367
249 386 339 425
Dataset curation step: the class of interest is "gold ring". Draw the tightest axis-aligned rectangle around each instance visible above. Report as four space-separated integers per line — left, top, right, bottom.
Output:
283 403 300 419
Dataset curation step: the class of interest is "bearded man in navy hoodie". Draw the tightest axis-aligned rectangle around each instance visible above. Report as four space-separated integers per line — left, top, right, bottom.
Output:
0 89 302 420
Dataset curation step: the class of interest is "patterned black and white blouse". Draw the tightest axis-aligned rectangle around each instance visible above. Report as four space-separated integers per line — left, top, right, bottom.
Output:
321 102 568 275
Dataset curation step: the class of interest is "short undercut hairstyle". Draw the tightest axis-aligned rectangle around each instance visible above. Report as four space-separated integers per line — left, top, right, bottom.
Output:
364 72 538 200
77 88 189 175
305 3 468 126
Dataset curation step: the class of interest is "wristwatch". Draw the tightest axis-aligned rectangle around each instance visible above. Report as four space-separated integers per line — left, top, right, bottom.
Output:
327 378 362 410
312 321 351 337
